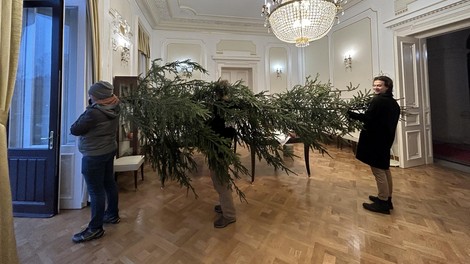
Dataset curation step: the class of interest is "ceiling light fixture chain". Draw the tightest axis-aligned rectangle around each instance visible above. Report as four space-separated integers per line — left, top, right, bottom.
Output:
261 0 347 47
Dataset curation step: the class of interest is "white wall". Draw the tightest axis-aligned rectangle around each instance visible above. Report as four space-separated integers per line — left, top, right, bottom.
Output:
304 37 330 84
100 0 154 80
332 18 373 97
268 46 289 93
329 0 396 90
151 29 302 94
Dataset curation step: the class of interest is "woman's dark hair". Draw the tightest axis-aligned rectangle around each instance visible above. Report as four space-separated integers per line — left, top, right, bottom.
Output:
373 75 394 93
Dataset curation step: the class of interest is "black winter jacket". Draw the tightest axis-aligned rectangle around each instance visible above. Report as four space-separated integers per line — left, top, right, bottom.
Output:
70 102 120 156
349 93 400 169
208 101 236 140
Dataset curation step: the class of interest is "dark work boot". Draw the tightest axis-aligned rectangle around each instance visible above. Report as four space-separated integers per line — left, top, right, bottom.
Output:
369 196 393 210
363 199 390 215
72 227 104 243
214 215 236 228
103 214 121 224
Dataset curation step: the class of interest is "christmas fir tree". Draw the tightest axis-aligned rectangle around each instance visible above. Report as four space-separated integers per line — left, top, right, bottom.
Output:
120 59 371 199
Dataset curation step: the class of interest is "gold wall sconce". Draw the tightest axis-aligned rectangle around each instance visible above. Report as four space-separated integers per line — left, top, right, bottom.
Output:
110 9 133 64
344 55 352 70
276 68 282 78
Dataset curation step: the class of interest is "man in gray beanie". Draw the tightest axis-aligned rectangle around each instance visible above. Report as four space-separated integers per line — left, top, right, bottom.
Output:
70 80 121 243
88 81 114 100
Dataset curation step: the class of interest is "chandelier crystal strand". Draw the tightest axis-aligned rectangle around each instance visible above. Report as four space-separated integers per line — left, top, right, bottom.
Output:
262 0 346 47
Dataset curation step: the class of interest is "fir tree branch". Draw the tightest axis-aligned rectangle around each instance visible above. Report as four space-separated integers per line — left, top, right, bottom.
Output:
119 59 373 199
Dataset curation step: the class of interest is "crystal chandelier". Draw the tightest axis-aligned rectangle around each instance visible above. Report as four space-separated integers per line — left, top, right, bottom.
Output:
261 0 347 47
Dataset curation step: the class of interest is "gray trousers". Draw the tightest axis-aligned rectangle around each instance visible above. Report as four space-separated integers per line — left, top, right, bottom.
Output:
210 170 236 220
371 166 393 201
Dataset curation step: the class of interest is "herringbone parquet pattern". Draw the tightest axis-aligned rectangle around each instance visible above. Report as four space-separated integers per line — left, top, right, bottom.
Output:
14 144 470 264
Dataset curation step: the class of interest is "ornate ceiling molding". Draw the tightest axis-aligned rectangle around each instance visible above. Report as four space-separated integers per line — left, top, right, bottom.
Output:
136 0 267 34
394 0 418 15
134 0 161 28
384 0 470 31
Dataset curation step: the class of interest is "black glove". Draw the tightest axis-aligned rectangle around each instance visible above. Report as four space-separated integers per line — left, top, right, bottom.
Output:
347 110 353 118
347 110 359 120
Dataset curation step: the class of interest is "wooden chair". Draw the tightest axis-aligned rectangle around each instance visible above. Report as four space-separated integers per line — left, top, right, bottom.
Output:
114 155 145 190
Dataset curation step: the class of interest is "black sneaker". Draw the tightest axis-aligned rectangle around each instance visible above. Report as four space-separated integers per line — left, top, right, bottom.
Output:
214 205 223 214
72 227 104 243
214 215 236 228
363 200 390 215
369 196 393 210
103 215 121 224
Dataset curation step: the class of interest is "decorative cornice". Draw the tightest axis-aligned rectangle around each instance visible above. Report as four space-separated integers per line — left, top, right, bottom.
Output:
212 55 261 62
154 19 269 35
394 0 418 15
385 0 470 29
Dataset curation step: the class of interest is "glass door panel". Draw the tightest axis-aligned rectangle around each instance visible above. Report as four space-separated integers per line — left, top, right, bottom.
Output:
9 7 52 149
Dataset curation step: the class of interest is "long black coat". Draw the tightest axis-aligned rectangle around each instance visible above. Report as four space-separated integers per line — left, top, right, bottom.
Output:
349 93 400 169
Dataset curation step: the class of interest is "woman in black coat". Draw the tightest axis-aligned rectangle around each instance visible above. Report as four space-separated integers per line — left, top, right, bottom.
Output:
348 76 400 214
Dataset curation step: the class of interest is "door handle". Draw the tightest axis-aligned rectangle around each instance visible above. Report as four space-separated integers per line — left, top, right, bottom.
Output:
40 131 54 148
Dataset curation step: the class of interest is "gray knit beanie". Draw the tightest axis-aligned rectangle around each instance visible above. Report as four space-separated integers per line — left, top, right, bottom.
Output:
88 81 114 99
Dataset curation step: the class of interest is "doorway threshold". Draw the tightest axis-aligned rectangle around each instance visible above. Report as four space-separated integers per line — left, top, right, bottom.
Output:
434 159 470 174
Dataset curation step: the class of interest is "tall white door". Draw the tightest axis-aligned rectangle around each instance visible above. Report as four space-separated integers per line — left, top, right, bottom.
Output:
396 36 430 168
221 67 252 90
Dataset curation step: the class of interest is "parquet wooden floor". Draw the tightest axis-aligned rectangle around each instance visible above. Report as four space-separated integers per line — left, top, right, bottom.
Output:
14 144 470 264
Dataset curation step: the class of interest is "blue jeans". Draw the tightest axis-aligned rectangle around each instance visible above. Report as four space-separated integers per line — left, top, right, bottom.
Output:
82 151 119 230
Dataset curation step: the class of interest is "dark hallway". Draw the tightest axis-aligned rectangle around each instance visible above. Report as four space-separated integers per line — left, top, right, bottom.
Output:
433 141 470 166
427 28 470 169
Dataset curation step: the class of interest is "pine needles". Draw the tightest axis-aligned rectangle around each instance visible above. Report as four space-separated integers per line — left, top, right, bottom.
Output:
120 59 372 199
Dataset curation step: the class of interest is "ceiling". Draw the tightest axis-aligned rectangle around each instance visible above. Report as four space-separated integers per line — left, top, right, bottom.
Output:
135 0 361 35
135 0 269 35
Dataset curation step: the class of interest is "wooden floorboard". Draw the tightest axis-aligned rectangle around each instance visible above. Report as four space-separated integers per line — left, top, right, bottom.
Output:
14 144 470 264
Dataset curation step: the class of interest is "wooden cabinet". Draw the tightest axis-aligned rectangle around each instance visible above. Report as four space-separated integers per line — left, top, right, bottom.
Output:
113 76 139 157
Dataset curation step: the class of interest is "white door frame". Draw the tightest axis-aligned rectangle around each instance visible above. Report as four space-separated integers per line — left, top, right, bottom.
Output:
60 0 88 209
